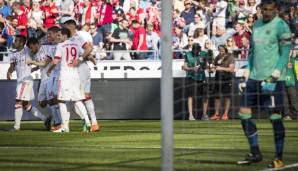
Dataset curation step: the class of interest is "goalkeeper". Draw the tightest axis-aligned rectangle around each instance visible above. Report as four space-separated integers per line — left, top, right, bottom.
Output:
237 0 291 169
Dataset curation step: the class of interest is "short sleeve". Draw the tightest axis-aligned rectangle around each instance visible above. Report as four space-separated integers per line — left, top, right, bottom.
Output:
277 20 292 46
9 53 15 64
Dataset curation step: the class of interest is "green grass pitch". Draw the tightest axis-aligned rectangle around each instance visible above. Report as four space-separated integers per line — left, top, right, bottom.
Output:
0 120 297 171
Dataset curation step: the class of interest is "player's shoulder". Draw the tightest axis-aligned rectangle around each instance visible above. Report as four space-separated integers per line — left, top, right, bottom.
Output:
274 17 289 28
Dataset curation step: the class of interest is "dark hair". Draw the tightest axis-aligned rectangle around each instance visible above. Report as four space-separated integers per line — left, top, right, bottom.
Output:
26 37 39 47
60 27 71 38
48 26 60 33
15 35 27 45
131 20 138 25
218 44 228 53
260 0 277 7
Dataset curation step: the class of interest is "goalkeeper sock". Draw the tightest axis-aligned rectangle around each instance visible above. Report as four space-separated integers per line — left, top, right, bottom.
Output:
270 114 285 160
240 113 261 155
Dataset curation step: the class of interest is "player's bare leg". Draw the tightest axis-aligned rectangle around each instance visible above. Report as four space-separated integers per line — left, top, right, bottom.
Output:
187 97 195 120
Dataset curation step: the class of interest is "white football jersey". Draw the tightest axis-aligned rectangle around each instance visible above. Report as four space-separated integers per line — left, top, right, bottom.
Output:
72 32 88 49
33 45 53 80
54 40 83 79
9 47 33 83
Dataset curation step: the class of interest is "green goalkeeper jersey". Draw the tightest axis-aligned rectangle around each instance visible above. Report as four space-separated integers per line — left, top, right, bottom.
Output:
248 16 292 81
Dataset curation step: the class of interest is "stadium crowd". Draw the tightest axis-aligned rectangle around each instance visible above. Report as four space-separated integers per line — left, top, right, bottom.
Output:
0 0 297 60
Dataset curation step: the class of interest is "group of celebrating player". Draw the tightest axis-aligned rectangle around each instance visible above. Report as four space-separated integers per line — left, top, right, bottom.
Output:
7 17 100 133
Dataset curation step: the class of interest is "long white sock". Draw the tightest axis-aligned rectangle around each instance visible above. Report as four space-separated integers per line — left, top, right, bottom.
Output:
59 103 70 129
50 105 61 125
31 106 46 121
84 99 97 124
14 107 23 130
73 103 84 119
74 101 90 125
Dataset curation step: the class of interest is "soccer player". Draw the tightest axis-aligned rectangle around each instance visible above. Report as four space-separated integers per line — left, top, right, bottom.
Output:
7 35 47 131
26 37 60 130
61 17 101 132
51 27 91 132
44 26 63 130
237 0 292 169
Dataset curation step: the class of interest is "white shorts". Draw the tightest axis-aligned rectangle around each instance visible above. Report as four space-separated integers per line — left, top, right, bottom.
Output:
38 78 49 102
78 63 91 94
16 80 35 101
46 76 59 100
57 77 85 101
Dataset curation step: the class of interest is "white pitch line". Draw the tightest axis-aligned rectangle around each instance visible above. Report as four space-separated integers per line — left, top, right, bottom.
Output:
259 163 298 171
0 146 242 150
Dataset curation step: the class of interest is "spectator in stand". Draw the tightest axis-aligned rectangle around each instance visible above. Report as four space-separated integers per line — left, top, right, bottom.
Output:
212 0 228 28
90 23 102 46
244 13 255 33
146 23 159 60
188 13 205 37
41 0 58 29
81 0 97 26
96 0 113 44
130 19 147 59
173 9 181 27
254 4 262 20
146 0 160 35
20 0 31 14
12 1 27 36
110 18 132 60
74 0 84 22
180 0 196 26
204 39 217 56
240 36 250 59
193 27 209 51
245 0 259 14
195 0 210 27
0 0 11 18
279 8 296 33
211 26 235 50
57 0 74 18
0 22 7 54
183 36 193 51
3 16 15 48
113 0 124 16
226 37 240 59
232 22 250 51
210 45 235 120
27 0 44 38
173 25 188 59
173 0 184 13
